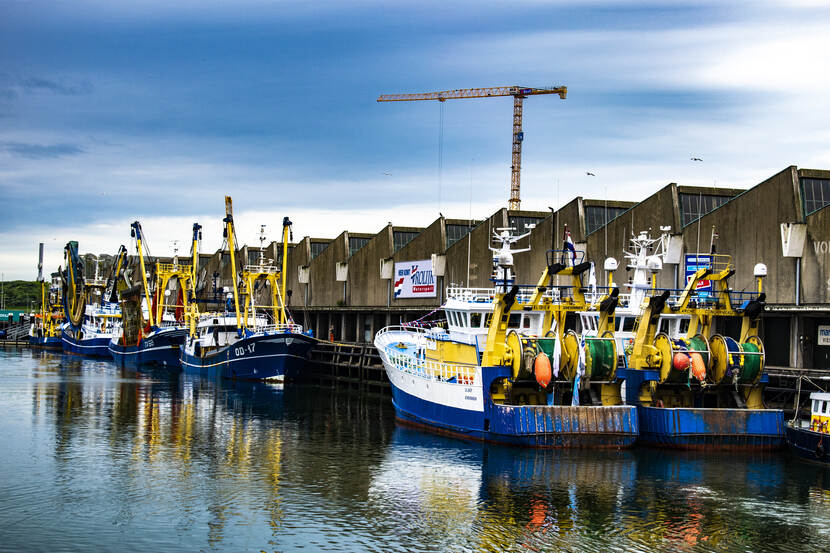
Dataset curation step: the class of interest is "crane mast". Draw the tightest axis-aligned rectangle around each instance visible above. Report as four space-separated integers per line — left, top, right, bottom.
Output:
378 85 567 210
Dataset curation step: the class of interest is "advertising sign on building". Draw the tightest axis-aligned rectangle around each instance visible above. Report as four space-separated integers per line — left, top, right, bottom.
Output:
818 325 830 347
394 259 436 299
685 254 712 292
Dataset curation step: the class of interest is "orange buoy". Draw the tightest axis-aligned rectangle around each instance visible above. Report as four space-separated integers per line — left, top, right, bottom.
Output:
672 352 691 371
689 352 706 381
534 353 552 388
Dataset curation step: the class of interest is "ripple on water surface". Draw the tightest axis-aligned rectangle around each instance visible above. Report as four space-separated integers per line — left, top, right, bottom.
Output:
1 349 829 552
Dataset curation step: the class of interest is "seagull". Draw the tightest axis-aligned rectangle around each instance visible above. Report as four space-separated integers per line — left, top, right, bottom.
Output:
382 171 392 176
586 172 595 176
690 157 703 162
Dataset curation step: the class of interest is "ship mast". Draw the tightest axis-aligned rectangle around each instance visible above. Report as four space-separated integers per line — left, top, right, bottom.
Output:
224 196 243 331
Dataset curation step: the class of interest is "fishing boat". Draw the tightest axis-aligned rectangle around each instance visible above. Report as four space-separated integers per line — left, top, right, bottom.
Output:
577 230 689 363
180 197 315 380
60 241 122 357
785 391 830 463
620 228 784 449
29 246 64 350
374 228 638 448
108 222 199 368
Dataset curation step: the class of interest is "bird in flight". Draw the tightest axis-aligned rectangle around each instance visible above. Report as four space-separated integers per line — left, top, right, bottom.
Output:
586 172 595 176
690 157 703 161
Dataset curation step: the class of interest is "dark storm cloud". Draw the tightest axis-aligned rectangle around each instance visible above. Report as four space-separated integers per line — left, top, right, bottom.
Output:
19 77 93 96
1 141 85 159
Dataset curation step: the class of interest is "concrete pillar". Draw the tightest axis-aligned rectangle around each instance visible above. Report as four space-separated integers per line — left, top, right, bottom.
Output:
340 312 347 342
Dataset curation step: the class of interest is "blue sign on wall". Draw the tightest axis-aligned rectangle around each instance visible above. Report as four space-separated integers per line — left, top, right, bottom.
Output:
684 254 712 292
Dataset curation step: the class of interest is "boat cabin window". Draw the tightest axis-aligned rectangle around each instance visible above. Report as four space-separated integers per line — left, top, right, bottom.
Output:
470 313 482 328
814 400 819 413
522 315 531 329
679 318 690 334
825 402 829 415
508 313 521 328
658 318 671 335
622 317 635 332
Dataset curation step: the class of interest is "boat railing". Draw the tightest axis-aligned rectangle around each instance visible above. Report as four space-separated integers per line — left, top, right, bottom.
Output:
686 253 734 274
252 323 304 334
157 262 192 274
546 248 586 267
243 264 280 274
446 285 559 304
375 330 477 385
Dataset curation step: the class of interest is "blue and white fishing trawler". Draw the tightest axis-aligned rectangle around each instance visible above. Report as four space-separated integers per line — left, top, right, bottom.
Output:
108 222 198 368
59 242 121 357
374 228 638 448
180 197 315 380
619 228 784 450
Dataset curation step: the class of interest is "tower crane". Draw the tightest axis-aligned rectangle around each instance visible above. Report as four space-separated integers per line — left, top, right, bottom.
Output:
377 86 567 210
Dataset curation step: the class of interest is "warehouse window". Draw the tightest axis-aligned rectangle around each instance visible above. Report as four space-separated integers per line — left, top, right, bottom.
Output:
679 193 731 227
393 231 419 252
348 237 370 256
310 242 329 259
508 216 542 233
446 224 474 248
585 206 628 235
802 178 830 215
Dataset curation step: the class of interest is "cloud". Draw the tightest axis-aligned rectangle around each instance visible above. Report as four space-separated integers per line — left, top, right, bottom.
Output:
1 141 85 159
19 77 93 96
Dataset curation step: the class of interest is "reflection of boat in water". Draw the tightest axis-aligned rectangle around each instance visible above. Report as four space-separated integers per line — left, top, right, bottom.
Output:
180 198 315 380
786 392 830 464
619 229 784 450
375 227 637 448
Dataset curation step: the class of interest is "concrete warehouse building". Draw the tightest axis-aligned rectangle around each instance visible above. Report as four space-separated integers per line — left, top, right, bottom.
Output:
261 165 829 370
83 165 829 371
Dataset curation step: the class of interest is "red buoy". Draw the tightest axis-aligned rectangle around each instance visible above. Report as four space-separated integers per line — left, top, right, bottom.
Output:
534 353 552 388
672 352 691 371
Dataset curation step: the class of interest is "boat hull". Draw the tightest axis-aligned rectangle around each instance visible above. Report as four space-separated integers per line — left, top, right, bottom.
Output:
29 336 62 350
180 332 315 380
61 328 111 357
785 424 830 464
637 405 785 450
387 366 638 448
108 328 187 368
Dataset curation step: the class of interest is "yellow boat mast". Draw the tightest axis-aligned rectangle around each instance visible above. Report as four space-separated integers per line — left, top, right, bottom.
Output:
224 196 243 331
131 221 154 328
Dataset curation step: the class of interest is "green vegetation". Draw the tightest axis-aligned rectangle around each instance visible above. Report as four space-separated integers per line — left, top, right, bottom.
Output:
1 280 42 310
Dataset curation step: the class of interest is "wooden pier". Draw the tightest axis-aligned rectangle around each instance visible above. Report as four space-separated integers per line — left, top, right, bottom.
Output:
297 340 389 393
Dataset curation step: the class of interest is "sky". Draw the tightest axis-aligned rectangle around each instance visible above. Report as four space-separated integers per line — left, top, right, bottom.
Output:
1 0 829 279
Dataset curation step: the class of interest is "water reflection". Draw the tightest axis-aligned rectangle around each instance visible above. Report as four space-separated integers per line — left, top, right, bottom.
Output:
2 349 830 552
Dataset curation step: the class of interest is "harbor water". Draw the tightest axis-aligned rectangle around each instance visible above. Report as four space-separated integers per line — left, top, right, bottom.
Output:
1 349 829 552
